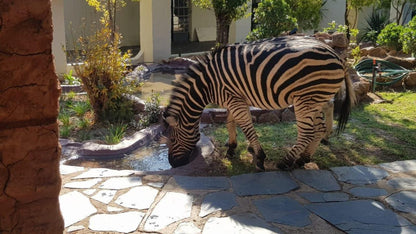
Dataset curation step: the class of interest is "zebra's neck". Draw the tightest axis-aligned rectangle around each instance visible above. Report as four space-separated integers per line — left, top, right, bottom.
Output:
166 66 211 127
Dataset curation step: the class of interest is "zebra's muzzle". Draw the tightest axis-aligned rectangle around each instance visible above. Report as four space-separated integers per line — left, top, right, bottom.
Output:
168 153 191 168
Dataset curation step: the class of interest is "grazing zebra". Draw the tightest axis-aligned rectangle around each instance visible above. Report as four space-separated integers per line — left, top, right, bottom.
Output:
163 36 356 171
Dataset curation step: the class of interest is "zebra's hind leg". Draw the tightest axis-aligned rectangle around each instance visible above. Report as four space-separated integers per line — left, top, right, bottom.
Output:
225 112 237 158
277 102 325 171
228 102 265 171
321 100 334 145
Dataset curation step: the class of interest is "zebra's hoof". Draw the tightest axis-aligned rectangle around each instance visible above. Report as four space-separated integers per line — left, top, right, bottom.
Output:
321 138 330 145
256 164 265 172
226 148 236 159
276 157 297 171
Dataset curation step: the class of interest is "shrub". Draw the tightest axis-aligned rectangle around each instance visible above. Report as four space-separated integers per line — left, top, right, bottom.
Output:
70 101 91 117
400 16 416 55
377 23 404 50
360 11 389 45
70 0 135 123
247 0 297 41
104 123 127 144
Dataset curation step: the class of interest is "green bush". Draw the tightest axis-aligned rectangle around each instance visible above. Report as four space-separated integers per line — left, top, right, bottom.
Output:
360 11 389 45
247 0 297 41
71 0 135 123
400 16 416 55
377 23 404 50
104 124 127 144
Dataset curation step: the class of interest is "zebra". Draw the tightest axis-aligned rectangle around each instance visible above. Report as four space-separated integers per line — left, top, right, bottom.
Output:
163 36 356 171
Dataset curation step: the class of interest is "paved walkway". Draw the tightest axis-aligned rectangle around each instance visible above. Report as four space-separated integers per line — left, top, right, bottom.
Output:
59 160 416 233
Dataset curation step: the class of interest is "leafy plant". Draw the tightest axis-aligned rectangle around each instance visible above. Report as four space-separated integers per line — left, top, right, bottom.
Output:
400 16 416 55
70 101 91 117
247 0 297 41
192 0 249 46
145 92 161 124
104 123 127 144
285 0 322 31
59 111 71 126
351 45 361 65
360 11 390 45
377 22 404 50
63 70 80 85
70 0 134 123
60 125 72 138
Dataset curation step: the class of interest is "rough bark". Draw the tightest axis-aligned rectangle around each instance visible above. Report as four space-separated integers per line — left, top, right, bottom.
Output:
0 0 64 233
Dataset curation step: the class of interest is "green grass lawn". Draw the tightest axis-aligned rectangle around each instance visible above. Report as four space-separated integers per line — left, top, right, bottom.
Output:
202 91 416 175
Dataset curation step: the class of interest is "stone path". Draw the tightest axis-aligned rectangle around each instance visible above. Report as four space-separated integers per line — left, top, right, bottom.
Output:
60 160 416 233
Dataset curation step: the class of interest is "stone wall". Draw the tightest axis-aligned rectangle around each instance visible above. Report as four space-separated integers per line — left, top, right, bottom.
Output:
0 0 64 233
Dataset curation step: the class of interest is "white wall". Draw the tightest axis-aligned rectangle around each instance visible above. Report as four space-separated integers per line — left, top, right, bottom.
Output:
63 0 140 50
52 0 68 77
319 0 346 30
190 6 216 42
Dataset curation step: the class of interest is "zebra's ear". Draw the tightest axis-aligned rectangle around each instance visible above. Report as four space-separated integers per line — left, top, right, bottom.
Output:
165 116 178 127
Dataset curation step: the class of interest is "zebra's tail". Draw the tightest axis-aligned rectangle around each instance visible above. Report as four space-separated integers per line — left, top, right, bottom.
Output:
336 71 357 134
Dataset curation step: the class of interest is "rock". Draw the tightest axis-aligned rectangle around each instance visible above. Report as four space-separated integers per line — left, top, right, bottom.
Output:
314 32 332 40
353 77 370 102
331 33 348 48
385 56 416 70
258 110 281 123
367 47 388 58
281 107 296 122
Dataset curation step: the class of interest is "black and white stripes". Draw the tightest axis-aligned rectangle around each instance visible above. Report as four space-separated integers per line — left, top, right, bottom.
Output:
164 36 355 170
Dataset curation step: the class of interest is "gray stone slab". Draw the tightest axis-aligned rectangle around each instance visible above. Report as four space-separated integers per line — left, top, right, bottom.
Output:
173 176 230 190
331 165 389 185
307 200 415 233
73 168 134 179
292 169 340 191
199 191 237 217
231 171 299 196
174 222 201 234
202 213 282 234
380 160 416 173
387 177 416 190
64 178 102 189
255 196 311 227
89 211 145 233
91 190 117 204
298 192 349 203
60 165 84 175
323 192 349 202
99 176 142 189
386 191 416 214
144 192 193 231
298 192 326 203
349 187 388 198
59 191 97 227
115 186 159 209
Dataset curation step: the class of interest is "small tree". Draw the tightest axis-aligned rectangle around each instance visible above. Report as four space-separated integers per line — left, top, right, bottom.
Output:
378 0 416 25
345 0 378 28
400 16 416 55
71 0 135 122
192 0 249 46
286 0 322 31
246 0 297 41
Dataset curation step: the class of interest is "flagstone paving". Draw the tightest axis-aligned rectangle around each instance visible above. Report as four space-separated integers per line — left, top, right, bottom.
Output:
60 160 416 233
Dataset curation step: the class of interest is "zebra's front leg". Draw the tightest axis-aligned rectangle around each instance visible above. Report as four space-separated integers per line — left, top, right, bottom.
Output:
277 102 324 170
225 112 237 158
228 103 266 171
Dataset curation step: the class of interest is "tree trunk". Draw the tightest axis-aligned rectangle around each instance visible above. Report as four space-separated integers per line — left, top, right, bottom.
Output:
344 1 350 27
216 15 231 47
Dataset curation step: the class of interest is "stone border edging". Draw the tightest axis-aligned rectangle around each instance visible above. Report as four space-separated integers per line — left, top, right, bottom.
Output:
77 124 162 158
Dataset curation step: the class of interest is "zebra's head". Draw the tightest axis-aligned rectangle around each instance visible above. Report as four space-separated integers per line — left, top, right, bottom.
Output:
162 113 200 168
